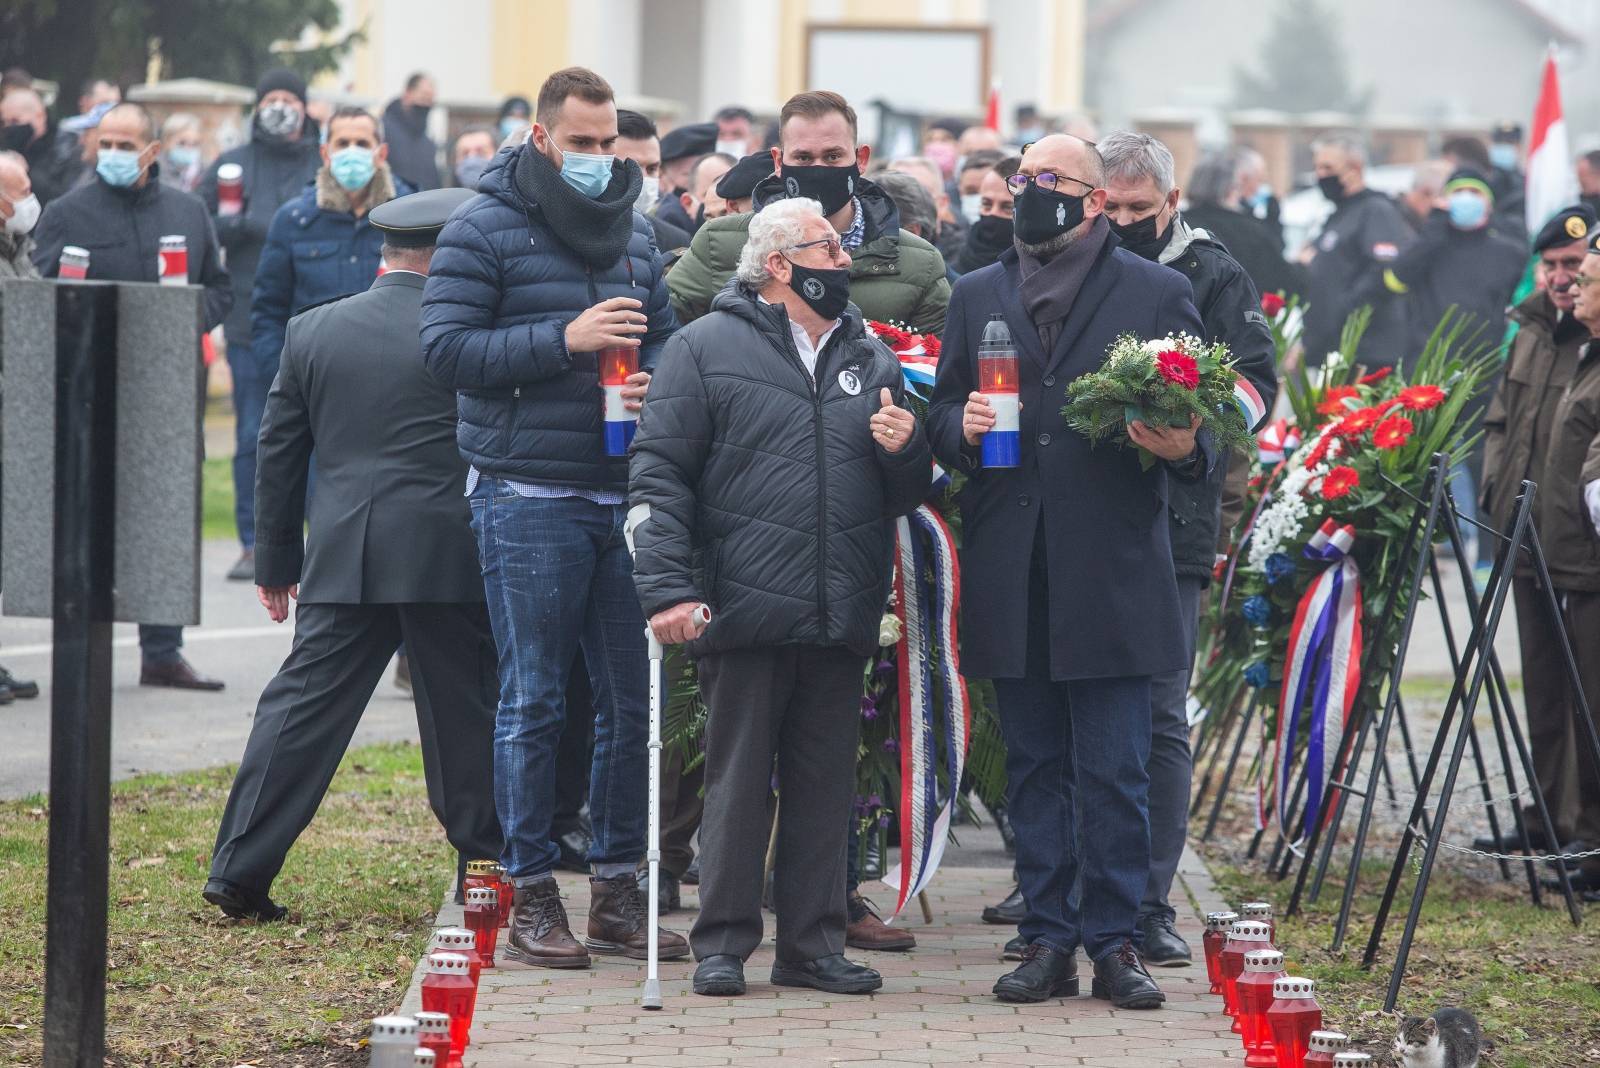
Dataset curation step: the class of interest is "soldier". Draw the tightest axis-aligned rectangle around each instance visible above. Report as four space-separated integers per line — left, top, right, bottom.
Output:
204 188 501 920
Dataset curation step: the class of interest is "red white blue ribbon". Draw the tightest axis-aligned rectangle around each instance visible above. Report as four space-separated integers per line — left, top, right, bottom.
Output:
1256 418 1301 464
887 504 969 920
1233 375 1268 432
1272 518 1362 839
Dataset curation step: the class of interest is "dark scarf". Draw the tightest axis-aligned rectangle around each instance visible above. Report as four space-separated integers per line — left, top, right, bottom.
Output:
513 143 642 268
1017 214 1110 352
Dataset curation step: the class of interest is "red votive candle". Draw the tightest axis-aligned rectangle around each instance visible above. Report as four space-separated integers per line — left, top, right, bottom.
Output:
414 1010 454 1068
600 346 639 455
491 862 513 928
1220 919 1273 1032
1203 910 1239 995
464 886 500 969
1332 1054 1371 1067
420 951 475 1062
1237 948 1286 1067
1241 900 1276 943
1304 1030 1350 1067
1266 976 1322 1068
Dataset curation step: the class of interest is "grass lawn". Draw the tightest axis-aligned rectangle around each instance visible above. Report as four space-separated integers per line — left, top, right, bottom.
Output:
1203 845 1600 1067
0 742 451 1067
203 454 237 543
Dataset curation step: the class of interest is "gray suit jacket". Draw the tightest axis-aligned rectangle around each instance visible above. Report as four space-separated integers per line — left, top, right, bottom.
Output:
254 271 483 603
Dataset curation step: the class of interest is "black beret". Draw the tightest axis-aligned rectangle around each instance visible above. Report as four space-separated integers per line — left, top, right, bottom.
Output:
255 68 307 106
1533 203 1599 253
715 151 774 201
371 187 474 247
660 122 717 163
1490 122 1523 143
1590 226 1600 255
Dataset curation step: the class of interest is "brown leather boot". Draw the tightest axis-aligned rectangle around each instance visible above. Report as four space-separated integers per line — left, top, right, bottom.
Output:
586 874 690 960
503 879 590 969
845 891 916 951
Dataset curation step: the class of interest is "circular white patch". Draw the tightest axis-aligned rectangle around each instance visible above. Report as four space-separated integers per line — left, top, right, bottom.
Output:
838 369 862 395
803 277 825 300
785 176 800 197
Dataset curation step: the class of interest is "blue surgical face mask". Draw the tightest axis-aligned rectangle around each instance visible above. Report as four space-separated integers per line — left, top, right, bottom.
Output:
96 148 144 188
167 145 200 171
1489 143 1518 170
329 146 376 191
557 147 615 198
1448 190 1488 230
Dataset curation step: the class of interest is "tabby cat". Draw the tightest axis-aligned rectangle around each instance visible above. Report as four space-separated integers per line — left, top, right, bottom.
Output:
1392 1007 1482 1068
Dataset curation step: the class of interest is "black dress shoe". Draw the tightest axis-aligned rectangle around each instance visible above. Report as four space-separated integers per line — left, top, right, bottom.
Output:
693 954 746 996
1092 939 1165 1009
982 883 1026 925
553 827 592 872
681 855 700 885
0 666 39 700
993 941 1078 1002
1137 914 1192 967
638 870 680 913
140 656 225 691
203 878 288 921
1551 840 1594 873
1474 824 1555 853
771 953 882 994
1001 933 1028 961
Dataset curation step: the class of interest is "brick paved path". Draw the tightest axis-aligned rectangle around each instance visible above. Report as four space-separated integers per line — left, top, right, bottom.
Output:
403 836 1247 1067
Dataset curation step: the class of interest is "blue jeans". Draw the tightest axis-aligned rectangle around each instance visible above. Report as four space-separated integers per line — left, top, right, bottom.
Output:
469 481 648 879
993 673 1152 961
227 340 270 550
140 624 184 663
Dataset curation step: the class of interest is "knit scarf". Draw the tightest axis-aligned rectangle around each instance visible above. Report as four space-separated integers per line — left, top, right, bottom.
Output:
513 142 642 269
1017 214 1109 353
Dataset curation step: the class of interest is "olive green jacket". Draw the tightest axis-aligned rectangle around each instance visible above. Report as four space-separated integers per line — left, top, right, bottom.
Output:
666 175 951 333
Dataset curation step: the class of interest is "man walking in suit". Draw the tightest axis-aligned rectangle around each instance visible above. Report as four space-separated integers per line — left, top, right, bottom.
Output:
927 135 1207 1009
204 188 502 921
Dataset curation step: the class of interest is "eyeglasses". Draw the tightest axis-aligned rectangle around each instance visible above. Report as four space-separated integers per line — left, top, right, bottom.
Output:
787 237 843 259
1005 171 1095 196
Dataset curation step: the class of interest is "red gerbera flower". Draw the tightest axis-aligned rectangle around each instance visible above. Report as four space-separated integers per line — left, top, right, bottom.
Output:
1333 406 1383 436
918 333 941 359
1317 386 1359 415
1260 292 1287 317
1321 465 1360 499
1373 414 1414 449
1398 384 1447 411
1376 397 1403 414
870 321 911 349
1303 438 1332 470
1358 366 1392 385
1155 348 1200 390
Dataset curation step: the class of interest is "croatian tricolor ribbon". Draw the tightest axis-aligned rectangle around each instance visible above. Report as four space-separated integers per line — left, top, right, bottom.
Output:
1271 518 1362 839
1232 375 1267 432
1256 418 1301 464
884 504 969 920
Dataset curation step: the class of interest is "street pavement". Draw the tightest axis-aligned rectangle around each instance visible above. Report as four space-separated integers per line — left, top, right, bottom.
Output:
0 538 421 799
400 826 1257 1067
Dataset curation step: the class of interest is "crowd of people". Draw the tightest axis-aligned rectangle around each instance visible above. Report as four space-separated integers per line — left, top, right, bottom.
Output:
3 55 1600 1004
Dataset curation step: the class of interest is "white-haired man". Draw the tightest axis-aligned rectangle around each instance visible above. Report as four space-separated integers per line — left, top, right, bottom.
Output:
630 197 931 998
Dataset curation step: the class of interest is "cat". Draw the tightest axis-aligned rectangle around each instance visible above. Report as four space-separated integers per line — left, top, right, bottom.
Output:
1392 1006 1482 1068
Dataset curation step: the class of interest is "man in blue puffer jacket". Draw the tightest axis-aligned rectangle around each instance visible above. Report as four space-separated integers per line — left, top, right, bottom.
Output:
419 66 685 971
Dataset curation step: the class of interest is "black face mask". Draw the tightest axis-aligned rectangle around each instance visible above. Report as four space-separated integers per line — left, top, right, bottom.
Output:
692 203 706 231
785 258 851 320
1317 174 1346 203
1012 184 1086 245
961 214 1014 270
1 123 33 153
1108 211 1169 261
780 163 859 215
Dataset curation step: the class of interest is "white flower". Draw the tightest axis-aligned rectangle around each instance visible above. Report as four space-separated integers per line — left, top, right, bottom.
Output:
878 613 903 647
1245 426 1335 571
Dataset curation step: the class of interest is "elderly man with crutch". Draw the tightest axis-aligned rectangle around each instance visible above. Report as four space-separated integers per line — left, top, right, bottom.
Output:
629 196 932 997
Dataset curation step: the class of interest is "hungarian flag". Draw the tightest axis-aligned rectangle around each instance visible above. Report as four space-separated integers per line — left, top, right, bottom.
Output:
983 80 1001 133
1525 49 1577 237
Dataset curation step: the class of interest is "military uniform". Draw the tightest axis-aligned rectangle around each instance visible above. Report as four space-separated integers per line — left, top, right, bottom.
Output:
205 189 502 919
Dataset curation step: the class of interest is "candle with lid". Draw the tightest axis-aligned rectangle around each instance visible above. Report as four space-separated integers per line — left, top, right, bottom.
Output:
464 886 501 968
413 1050 436 1067
1266 976 1322 1068
600 346 639 456
1219 919 1273 1032
1303 1030 1350 1067
1240 900 1276 942
1202 911 1238 995
1236 948 1287 1066
414 1010 454 1068
366 1015 417 1068
420 951 475 1060
977 314 1020 468
216 162 244 216
490 862 513 927
1331 1055 1371 1067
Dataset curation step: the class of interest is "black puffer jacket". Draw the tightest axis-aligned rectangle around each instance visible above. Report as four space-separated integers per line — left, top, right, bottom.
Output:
630 281 932 657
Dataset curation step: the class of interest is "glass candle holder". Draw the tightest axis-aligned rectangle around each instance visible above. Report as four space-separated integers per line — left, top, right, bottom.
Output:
600 346 640 456
414 1010 454 1068
464 886 501 969
1332 1055 1371 1067
1266 976 1322 1068
1220 919 1273 1033
1236 948 1286 1067
420 951 475 1061
367 1015 417 1068
1203 910 1239 995
977 314 1019 468
491 862 513 927
1304 1030 1350 1067
1240 900 1276 943
413 1048 436 1067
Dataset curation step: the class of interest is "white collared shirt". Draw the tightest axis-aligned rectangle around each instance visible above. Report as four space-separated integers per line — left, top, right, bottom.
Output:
760 295 840 381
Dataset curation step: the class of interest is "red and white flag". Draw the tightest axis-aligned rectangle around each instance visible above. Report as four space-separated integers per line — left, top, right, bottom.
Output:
1525 48 1577 237
983 79 1001 133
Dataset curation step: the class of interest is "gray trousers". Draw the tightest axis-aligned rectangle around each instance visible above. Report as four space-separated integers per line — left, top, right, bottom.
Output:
691 644 864 963
1139 575 1203 924
209 601 503 893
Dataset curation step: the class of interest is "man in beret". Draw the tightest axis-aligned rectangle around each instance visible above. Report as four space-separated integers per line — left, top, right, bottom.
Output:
205 188 502 920
1478 203 1599 855
657 121 717 234
715 150 774 215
